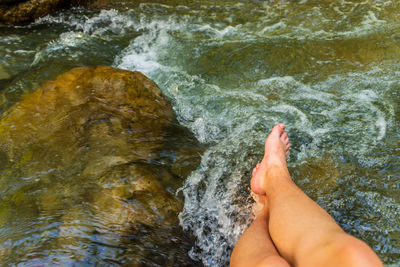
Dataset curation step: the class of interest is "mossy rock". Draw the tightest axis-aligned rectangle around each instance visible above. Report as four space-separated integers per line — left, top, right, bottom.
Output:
0 66 202 265
0 66 175 166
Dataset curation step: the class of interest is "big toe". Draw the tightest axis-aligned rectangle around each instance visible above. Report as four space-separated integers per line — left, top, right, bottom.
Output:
271 123 285 136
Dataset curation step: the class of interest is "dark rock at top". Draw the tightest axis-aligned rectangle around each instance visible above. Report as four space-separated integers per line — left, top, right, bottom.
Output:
0 0 25 4
0 0 88 25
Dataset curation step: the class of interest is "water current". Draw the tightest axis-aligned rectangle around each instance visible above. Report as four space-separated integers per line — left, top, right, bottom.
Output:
1 0 399 266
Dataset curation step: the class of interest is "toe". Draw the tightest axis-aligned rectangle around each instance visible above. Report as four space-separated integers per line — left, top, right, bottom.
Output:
272 124 285 136
286 143 291 151
280 132 288 141
252 163 261 175
284 137 289 145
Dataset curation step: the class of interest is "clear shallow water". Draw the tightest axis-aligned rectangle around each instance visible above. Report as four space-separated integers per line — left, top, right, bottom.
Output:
1 0 400 266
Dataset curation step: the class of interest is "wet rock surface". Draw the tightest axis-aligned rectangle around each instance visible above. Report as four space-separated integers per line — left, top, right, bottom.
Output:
0 0 24 4
0 0 87 24
0 66 203 265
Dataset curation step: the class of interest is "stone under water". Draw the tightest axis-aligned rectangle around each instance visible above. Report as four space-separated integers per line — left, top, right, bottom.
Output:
0 66 203 265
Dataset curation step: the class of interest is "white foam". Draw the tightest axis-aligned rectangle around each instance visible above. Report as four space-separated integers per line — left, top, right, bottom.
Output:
35 9 135 36
105 2 400 265
31 32 88 66
258 21 286 35
1 1 399 265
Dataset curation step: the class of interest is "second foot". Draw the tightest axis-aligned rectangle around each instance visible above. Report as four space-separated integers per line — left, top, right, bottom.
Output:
250 124 291 195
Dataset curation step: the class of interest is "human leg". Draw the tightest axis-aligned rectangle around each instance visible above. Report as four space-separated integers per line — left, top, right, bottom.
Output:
251 124 383 267
230 194 289 267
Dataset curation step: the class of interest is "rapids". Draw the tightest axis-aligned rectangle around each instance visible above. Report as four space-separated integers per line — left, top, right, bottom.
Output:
0 0 399 266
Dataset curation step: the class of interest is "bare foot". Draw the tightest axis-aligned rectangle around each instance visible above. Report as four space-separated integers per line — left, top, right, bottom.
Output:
251 124 290 195
251 193 269 219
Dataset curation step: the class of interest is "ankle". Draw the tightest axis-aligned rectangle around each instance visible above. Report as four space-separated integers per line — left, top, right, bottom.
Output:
261 165 292 195
266 164 290 182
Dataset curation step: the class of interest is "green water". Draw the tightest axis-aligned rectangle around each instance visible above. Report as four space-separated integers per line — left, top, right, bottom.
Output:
1 0 400 266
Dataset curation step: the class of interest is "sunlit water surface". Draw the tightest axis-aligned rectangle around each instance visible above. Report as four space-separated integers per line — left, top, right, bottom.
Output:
1 0 399 266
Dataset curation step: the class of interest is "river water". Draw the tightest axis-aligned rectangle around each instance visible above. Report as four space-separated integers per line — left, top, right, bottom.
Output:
1 0 399 266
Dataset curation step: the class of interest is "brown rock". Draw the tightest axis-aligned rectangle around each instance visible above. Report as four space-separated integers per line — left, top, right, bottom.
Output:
0 0 24 4
0 0 88 25
0 66 202 265
92 163 183 229
0 66 175 167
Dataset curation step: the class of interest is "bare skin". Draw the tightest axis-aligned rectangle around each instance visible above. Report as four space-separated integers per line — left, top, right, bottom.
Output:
230 194 290 267
231 124 383 267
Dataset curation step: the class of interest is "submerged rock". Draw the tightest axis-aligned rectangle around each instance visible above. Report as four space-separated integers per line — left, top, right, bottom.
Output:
0 64 11 80
0 0 87 25
0 66 202 265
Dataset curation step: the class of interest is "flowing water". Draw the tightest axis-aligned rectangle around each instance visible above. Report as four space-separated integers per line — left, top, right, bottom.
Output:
1 0 400 266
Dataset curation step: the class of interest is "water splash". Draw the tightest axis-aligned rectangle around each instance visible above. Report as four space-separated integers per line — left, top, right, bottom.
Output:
111 2 399 265
1 0 400 265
